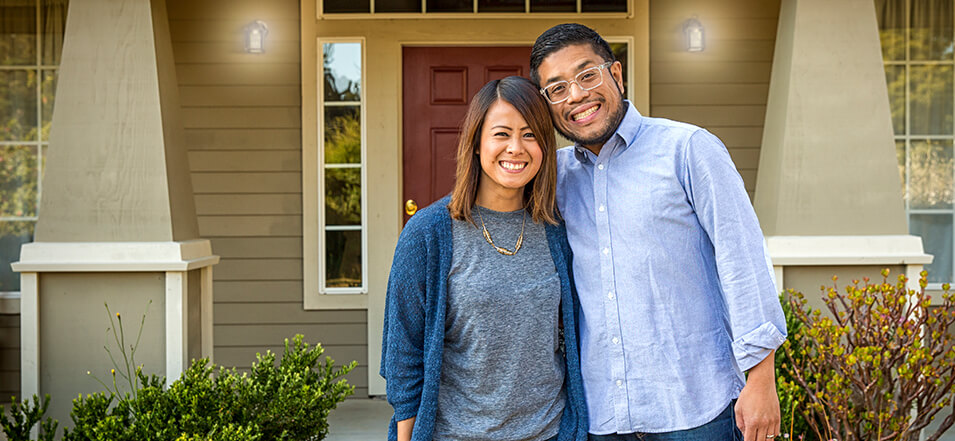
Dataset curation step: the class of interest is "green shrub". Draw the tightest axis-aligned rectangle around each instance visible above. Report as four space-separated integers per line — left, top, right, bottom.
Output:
2 304 356 441
775 292 813 438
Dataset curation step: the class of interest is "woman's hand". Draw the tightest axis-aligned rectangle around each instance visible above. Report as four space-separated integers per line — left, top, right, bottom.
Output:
397 416 416 441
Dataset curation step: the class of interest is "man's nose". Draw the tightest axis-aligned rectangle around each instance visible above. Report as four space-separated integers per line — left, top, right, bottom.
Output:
566 81 589 103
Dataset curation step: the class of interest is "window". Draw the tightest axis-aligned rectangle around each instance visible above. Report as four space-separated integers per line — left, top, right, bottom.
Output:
0 0 67 294
321 0 627 15
319 40 365 294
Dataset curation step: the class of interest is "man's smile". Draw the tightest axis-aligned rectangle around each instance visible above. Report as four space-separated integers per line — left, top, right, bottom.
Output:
571 103 601 122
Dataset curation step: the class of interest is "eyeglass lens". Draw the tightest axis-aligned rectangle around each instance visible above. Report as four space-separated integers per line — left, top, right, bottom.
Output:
545 64 606 102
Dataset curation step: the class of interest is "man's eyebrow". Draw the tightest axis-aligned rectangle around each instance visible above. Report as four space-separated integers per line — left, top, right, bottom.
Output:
543 60 598 85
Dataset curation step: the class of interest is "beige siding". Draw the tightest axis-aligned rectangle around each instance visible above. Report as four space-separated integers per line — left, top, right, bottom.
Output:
167 0 369 396
0 314 18 403
650 0 781 197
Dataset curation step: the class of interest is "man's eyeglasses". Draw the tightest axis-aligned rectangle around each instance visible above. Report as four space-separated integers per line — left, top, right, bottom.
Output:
539 61 614 104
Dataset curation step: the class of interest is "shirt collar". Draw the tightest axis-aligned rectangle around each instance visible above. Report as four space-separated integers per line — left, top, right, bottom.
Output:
573 100 643 164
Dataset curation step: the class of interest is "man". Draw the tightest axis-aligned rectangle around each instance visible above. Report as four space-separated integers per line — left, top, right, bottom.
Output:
530 23 787 441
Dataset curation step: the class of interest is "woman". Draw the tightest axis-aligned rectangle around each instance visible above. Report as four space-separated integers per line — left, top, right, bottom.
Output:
380 76 588 441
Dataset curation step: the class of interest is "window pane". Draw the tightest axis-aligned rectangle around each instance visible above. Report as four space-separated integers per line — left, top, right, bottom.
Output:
0 2 37 66
325 168 361 225
530 0 575 12
324 105 361 164
427 0 471 12
909 65 953 135
897 139 906 200
875 0 906 61
910 0 954 61
0 145 38 217
908 139 953 209
910 213 954 283
41 69 56 141
581 0 627 12
0 69 38 141
40 0 68 65
885 65 904 135
323 43 361 102
324 0 370 13
377 0 421 12
609 42 628 97
479 0 523 12
0 221 33 292
325 230 361 288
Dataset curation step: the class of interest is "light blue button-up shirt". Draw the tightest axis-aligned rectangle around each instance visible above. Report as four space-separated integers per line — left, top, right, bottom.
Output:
556 102 787 434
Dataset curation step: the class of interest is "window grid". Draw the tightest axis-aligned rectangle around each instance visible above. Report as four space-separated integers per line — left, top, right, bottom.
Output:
0 0 58 294
318 39 367 294
320 0 629 17
889 0 955 288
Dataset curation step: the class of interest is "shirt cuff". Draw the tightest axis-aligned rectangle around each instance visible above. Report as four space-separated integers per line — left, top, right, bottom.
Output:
732 321 787 372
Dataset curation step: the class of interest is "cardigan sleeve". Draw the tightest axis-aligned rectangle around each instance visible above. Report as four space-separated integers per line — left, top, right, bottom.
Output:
380 216 432 421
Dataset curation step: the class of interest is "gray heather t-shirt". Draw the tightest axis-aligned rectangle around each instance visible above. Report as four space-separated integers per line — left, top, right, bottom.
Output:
433 207 565 441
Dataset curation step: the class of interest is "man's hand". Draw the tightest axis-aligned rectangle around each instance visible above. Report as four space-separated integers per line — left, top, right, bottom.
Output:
734 350 780 441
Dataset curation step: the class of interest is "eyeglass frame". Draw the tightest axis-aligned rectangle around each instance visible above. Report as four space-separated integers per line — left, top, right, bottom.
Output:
539 61 616 104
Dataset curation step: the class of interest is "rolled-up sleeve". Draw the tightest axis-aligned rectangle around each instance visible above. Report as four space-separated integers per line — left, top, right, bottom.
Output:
684 129 788 372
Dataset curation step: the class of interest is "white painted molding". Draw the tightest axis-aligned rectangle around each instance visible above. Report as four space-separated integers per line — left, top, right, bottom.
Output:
11 240 219 272
766 235 933 266
20 273 38 400
165 271 188 386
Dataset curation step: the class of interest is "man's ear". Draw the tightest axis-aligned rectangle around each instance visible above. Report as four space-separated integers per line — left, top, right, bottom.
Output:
610 60 624 93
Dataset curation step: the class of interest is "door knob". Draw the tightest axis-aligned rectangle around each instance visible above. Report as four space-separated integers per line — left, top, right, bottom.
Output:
405 199 418 216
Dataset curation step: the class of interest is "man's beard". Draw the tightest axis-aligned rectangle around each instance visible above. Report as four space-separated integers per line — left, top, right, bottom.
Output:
555 93 627 148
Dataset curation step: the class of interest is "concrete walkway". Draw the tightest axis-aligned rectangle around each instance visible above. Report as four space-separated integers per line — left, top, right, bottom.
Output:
326 398 392 440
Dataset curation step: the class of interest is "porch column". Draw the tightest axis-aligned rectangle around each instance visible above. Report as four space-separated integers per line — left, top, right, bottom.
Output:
754 0 932 297
10 0 218 427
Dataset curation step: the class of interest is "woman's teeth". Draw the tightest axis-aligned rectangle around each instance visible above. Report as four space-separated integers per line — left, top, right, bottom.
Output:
573 105 599 121
500 161 526 171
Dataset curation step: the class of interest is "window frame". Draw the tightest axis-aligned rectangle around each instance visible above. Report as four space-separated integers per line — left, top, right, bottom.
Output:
317 0 632 19
884 0 955 289
0 0 60 297
316 37 368 296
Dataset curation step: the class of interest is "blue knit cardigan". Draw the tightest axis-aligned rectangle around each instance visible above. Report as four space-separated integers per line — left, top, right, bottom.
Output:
380 196 589 441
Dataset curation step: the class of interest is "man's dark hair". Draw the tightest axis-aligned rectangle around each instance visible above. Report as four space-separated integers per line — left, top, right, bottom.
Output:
530 23 615 87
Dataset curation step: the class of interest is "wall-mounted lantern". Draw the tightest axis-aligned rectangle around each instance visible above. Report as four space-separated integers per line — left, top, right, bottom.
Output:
683 17 705 52
244 20 269 54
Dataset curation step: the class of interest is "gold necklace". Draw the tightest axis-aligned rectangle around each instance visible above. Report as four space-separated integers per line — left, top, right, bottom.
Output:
477 206 525 256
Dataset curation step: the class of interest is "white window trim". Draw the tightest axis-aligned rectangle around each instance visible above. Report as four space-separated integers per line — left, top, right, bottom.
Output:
317 0 633 19
304 38 368 309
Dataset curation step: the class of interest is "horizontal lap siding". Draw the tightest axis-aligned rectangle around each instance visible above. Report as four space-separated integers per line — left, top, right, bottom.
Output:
650 0 781 198
0 314 19 403
168 0 368 397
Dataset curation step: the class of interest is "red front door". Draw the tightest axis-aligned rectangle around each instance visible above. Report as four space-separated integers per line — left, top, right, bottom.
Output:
402 46 532 223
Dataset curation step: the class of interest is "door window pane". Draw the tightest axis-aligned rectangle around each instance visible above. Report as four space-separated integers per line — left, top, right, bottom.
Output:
324 106 361 164
531 0 574 12
39 0 67 65
908 140 953 209
911 214 954 283
0 145 38 217
609 42 628 96
324 0 370 13
325 168 361 225
582 0 627 12
0 2 36 66
876 0 906 61
0 221 33 292
909 65 953 135
40 69 56 140
325 230 362 288
897 140 906 197
0 70 39 141
910 0 955 61
377 0 421 12
479 0 523 12
323 43 362 102
427 0 471 12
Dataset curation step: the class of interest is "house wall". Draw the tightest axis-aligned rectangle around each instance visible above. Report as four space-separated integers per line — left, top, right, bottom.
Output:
650 0 781 198
167 0 369 396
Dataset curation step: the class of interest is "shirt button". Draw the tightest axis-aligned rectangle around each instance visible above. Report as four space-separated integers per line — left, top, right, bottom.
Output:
602 247 609 255
612 337 619 344
608 291 614 300
598 204 605 212
598 164 605 170
616 379 623 387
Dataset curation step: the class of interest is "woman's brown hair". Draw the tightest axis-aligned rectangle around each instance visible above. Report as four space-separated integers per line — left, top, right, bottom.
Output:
447 76 559 225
